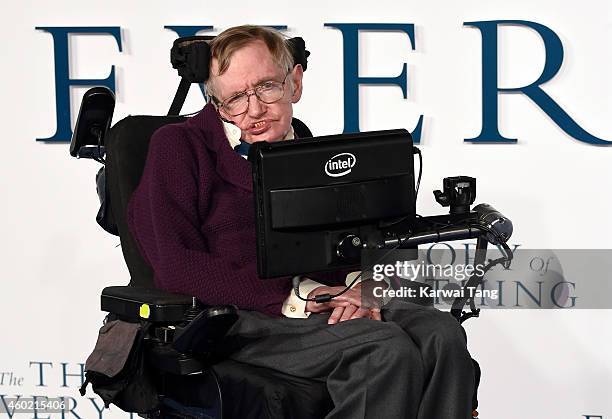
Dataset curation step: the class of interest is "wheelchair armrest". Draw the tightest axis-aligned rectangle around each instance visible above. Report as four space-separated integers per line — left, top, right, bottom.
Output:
172 305 238 355
102 285 194 322
146 306 238 375
144 302 237 375
101 286 239 376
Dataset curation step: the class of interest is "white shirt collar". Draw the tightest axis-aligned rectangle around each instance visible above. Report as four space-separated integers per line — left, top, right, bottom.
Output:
222 121 295 150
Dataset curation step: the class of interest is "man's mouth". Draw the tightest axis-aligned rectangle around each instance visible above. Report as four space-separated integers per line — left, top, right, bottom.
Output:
249 120 271 134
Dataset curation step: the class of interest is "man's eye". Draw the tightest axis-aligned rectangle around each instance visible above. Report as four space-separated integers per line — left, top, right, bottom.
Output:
258 82 276 92
225 94 244 107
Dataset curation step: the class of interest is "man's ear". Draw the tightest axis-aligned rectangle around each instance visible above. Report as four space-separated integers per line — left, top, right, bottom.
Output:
290 64 304 103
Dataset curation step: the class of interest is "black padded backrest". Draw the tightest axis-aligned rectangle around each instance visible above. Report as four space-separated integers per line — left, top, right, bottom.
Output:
105 115 313 288
292 117 312 139
105 115 187 287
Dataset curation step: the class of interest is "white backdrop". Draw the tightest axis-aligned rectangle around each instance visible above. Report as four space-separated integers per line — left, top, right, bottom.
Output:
2 0 611 418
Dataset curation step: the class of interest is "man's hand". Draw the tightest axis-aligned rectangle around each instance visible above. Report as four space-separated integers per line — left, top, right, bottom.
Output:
305 284 382 324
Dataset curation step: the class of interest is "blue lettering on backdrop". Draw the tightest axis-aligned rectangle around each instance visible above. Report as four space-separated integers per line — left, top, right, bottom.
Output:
35 23 609 145
466 20 611 145
324 23 423 142
35 27 122 142
163 25 287 38
163 25 213 38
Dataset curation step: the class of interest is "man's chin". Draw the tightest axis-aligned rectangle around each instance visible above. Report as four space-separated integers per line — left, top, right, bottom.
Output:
245 129 286 143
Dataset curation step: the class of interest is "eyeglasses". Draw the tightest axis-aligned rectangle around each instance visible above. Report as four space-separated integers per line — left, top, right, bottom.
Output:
215 72 291 117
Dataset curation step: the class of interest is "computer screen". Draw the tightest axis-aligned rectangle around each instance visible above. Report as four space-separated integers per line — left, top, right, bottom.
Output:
249 129 416 278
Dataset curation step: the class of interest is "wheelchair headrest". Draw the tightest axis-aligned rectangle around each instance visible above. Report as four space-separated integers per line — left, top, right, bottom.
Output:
70 86 115 159
170 35 310 83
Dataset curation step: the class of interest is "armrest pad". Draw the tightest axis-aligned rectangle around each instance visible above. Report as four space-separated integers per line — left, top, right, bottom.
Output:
172 305 238 355
101 286 194 322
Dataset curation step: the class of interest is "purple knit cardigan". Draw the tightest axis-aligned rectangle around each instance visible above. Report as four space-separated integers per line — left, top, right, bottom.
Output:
127 103 343 316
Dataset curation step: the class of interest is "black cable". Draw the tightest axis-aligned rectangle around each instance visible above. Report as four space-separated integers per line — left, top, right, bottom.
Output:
467 223 513 267
445 225 513 322
413 146 422 203
209 368 223 418
460 252 510 318
93 127 106 164
376 147 422 229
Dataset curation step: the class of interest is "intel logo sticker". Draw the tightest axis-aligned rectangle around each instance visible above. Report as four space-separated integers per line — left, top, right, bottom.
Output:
325 153 356 177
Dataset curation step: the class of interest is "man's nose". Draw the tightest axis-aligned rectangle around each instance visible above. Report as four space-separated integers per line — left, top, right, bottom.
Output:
247 93 265 117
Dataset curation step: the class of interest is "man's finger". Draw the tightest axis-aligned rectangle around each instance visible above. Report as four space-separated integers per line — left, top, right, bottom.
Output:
333 294 362 307
328 306 345 324
328 300 351 308
307 299 349 314
349 308 371 320
339 304 358 322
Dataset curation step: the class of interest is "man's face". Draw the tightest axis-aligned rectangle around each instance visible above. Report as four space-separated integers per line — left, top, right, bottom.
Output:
211 40 303 143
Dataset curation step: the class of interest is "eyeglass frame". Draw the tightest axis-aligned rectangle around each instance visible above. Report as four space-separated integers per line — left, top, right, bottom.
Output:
212 70 292 117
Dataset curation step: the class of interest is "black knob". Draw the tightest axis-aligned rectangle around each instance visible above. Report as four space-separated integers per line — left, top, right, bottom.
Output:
337 234 362 262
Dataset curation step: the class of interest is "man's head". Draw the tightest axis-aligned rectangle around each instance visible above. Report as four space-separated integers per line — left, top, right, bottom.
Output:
206 25 304 143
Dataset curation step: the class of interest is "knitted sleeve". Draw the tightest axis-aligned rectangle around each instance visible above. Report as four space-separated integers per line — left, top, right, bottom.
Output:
127 125 292 316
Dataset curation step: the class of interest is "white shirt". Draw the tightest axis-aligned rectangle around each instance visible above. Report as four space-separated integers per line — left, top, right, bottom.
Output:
223 120 294 158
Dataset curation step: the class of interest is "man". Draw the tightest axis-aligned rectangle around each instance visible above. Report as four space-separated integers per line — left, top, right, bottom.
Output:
128 25 474 418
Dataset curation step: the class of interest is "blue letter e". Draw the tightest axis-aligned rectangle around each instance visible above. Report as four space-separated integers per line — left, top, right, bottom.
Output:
324 23 423 142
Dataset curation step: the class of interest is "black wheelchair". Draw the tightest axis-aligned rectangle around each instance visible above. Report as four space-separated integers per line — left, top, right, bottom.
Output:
73 35 510 419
